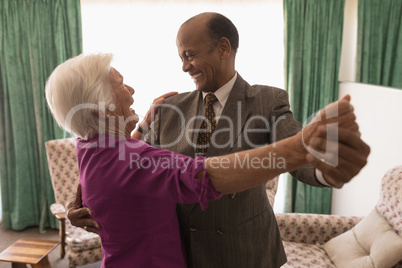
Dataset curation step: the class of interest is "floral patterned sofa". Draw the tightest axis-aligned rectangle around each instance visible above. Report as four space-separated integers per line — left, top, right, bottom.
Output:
276 165 402 268
45 138 102 268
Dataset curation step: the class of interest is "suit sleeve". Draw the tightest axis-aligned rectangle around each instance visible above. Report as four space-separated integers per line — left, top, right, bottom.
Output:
270 89 323 187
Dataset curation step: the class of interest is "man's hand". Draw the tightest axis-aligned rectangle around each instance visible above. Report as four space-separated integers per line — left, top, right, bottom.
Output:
304 95 370 188
66 184 101 234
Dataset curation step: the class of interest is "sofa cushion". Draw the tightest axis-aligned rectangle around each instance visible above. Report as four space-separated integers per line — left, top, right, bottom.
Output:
281 241 335 268
323 207 402 268
66 226 102 252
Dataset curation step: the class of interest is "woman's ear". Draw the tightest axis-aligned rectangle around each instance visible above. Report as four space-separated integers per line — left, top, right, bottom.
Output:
218 37 232 59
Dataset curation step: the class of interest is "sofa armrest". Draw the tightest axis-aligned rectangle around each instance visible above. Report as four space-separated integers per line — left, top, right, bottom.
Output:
50 203 67 258
275 213 363 244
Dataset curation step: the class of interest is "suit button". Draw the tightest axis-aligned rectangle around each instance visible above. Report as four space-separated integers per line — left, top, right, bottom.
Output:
190 227 197 232
217 229 224 235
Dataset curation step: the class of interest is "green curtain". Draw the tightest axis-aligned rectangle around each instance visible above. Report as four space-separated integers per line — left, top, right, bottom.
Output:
283 0 345 214
0 0 82 231
356 0 402 89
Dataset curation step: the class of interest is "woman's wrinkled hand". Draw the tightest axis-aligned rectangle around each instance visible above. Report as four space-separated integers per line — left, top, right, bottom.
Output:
139 91 179 131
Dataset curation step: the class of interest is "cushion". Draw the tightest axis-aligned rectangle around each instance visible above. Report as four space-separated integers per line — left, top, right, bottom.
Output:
323 207 402 268
66 226 102 252
282 241 336 268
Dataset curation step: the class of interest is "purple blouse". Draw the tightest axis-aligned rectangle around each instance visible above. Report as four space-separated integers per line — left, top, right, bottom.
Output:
76 135 221 268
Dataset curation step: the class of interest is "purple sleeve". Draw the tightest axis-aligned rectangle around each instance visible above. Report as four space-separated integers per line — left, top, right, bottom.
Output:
190 156 222 210
135 145 222 210
161 154 222 211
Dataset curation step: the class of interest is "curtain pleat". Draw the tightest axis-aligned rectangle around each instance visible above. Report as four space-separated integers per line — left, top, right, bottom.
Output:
356 0 402 89
283 0 345 214
0 0 82 231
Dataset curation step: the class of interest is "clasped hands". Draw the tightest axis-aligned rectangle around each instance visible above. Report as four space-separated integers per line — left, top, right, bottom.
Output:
299 94 370 188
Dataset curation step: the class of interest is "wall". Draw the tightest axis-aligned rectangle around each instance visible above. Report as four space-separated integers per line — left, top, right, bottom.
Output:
333 82 402 216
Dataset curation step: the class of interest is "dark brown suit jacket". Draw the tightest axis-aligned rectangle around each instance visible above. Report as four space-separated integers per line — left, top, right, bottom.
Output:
144 74 322 268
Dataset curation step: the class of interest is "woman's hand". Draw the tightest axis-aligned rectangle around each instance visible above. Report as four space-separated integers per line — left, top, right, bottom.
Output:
132 91 178 139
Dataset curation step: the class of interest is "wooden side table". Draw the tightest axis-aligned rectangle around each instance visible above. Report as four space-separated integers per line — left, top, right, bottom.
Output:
0 238 60 268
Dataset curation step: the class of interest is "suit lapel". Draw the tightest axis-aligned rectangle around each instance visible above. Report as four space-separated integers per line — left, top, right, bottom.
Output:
175 91 203 158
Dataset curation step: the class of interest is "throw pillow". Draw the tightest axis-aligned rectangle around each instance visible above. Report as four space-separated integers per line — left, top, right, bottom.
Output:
323 207 402 268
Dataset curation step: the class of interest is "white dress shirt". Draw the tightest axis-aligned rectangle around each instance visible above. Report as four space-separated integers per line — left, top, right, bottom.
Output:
201 73 237 123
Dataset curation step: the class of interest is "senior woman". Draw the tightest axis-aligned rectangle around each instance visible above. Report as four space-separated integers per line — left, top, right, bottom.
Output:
45 53 367 267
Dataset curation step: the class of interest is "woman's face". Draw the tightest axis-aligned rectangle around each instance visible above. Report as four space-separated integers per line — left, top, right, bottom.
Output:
108 67 139 136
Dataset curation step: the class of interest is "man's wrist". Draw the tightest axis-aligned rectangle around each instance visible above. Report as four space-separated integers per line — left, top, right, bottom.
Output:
290 132 309 164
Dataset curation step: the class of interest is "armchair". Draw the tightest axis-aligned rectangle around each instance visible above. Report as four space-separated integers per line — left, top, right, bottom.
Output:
276 165 402 268
45 138 102 268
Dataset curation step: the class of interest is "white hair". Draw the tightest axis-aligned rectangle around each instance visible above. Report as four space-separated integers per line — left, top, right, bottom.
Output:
45 53 114 139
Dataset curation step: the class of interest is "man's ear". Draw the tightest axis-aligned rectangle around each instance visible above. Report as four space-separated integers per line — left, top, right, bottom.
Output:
217 37 232 59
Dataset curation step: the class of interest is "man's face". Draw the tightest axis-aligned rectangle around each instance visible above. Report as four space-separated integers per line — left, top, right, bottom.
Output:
176 20 224 93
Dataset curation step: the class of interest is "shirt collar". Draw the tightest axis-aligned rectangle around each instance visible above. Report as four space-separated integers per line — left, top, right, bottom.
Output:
202 72 238 107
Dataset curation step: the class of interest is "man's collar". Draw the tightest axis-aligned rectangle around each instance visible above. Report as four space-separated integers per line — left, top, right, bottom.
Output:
202 72 238 107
